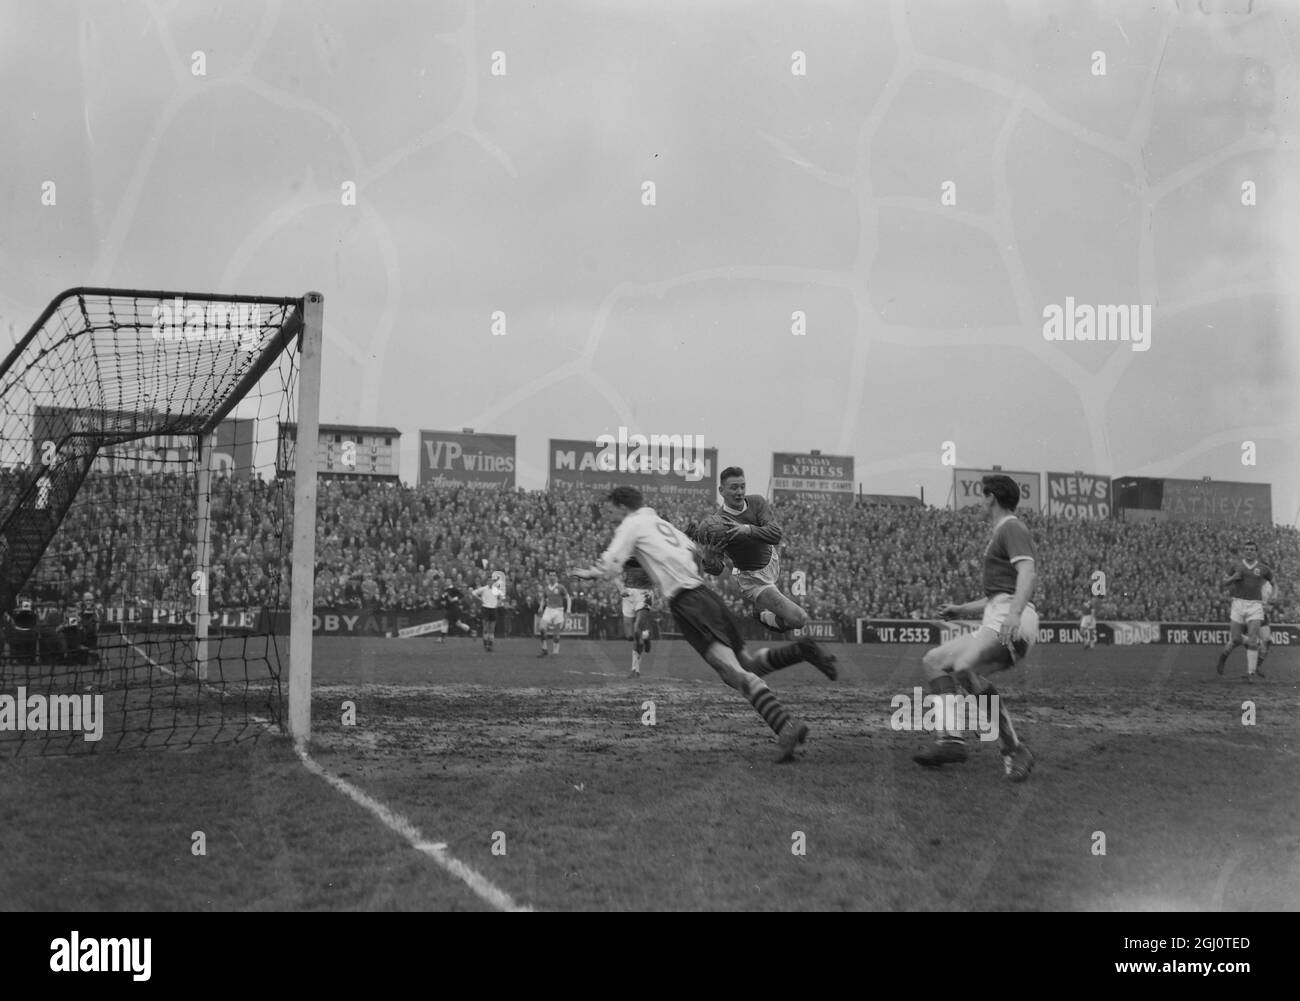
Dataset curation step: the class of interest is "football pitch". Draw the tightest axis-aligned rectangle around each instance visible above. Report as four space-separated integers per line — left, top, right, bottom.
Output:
1 636 1296 911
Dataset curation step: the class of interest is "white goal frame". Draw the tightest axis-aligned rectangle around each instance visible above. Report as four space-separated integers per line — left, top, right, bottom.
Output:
188 291 322 742
288 292 324 744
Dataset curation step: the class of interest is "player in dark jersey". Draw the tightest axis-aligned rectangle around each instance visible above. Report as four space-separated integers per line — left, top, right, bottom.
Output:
622 557 655 677
685 467 809 633
570 485 838 763
912 475 1038 782
439 579 472 642
537 571 571 657
1216 540 1276 682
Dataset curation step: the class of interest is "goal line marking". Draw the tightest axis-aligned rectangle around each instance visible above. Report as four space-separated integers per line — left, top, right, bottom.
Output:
292 742 531 912
251 717 529 912
121 631 178 678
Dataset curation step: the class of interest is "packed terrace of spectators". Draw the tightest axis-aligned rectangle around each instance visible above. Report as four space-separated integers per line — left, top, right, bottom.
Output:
9 471 1298 633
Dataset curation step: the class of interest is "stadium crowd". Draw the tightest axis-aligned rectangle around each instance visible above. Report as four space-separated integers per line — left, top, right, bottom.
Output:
9 471 1299 634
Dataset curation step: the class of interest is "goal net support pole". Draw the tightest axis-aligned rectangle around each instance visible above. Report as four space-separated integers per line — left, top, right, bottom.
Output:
194 431 215 681
288 292 324 745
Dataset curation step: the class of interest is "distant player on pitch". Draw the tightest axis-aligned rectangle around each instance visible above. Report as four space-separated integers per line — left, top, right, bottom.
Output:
1216 540 1276 682
622 557 655 677
537 571 571 657
439 577 473 642
570 485 838 763
912 474 1038 782
1258 580 1275 669
685 466 809 633
471 572 507 653
1079 602 1097 651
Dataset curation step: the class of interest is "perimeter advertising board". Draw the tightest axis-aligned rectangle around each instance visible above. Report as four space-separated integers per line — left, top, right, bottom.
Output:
548 436 717 503
953 468 1041 512
771 452 854 504
418 430 516 489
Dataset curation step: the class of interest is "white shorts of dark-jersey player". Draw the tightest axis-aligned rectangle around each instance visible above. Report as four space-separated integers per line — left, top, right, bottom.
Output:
912 474 1038 783
570 485 839 764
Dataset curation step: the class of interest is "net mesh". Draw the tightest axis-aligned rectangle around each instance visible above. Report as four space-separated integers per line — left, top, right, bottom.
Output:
0 289 304 754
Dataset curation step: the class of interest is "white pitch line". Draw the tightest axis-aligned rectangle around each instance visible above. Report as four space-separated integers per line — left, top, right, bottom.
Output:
252 716 529 912
125 634 178 678
294 742 530 912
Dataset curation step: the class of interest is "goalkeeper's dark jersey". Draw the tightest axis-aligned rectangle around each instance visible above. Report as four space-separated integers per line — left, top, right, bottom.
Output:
715 495 782 571
441 586 463 610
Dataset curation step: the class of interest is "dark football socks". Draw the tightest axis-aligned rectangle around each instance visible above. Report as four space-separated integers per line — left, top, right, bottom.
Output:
745 680 792 734
750 643 804 677
929 672 964 745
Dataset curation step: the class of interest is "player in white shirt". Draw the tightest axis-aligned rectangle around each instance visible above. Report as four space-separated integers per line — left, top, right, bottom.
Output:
570 486 838 763
471 571 507 653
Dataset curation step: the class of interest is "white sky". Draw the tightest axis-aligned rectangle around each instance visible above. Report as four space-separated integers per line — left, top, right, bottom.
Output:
2 0 1298 521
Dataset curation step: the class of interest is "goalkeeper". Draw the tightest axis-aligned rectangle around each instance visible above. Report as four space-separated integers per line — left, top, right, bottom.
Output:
683 466 810 634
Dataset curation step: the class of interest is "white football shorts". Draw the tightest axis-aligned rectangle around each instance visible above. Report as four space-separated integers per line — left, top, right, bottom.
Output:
622 588 652 618
981 593 1039 661
540 606 566 631
735 552 780 603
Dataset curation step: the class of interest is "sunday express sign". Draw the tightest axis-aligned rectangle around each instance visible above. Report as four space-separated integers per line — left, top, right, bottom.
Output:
1045 472 1111 519
771 452 854 504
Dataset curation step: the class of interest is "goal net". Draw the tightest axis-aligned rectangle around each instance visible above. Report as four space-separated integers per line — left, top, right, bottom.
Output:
0 288 321 755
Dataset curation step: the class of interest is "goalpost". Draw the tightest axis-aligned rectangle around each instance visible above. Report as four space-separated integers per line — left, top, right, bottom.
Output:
0 288 323 754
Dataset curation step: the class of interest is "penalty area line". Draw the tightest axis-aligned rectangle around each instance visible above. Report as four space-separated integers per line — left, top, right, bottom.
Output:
251 717 529 912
